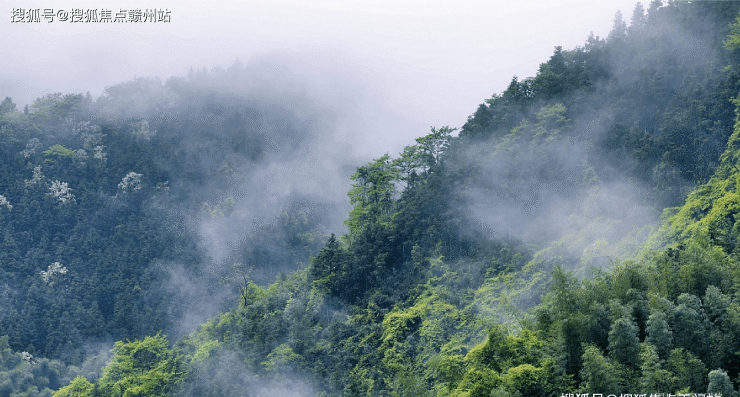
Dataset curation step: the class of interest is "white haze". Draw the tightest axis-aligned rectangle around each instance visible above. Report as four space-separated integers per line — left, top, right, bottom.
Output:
0 1 663 390
2 0 646 156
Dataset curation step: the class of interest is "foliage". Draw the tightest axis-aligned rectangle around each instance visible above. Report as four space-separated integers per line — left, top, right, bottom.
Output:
12 2 740 397
53 376 93 397
580 345 622 393
96 335 182 397
40 262 68 286
608 316 640 368
707 369 734 397
160 4 740 395
118 172 143 193
0 335 81 397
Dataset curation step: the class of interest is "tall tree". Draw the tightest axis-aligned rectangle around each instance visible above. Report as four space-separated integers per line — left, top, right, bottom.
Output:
608 316 640 368
608 10 628 42
413 126 454 176
580 345 620 393
645 311 673 360
707 369 734 396
346 153 399 231
630 3 647 33
0 97 16 114
639 343 672 392
308 234 348 296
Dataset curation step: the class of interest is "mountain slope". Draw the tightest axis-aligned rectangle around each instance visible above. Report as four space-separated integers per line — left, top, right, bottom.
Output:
4 1 740 396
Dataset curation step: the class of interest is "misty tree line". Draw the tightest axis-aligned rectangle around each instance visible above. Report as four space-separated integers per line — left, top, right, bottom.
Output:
4 0 740 396
0 50 333 396
159 2 740 396
231 2 740 395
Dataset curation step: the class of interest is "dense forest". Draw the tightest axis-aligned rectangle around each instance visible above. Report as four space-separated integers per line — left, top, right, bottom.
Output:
4 0 740 396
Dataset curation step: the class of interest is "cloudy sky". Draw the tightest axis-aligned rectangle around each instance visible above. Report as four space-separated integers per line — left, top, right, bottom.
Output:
1 0 643 151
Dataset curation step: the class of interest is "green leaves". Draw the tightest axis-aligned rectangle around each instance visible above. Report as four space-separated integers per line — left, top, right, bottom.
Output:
645 312 673 360
412 126 455 175
43 144 77 158
580 345 622 393
608 316 640 368
665 348 707 393
639 343 671 393
347 153 398 230
53 376 94 397
724 13 740 52
308 234 349 297
707 369 734 396
97 334 183 397
25 4 740 397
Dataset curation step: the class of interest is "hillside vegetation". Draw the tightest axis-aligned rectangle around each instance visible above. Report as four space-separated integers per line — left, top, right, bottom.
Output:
3 1 740 396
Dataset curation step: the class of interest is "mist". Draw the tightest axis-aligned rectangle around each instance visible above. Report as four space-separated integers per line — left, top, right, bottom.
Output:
459 111 658 270
85 58 390 336
1 0 646 134
4 1 731 395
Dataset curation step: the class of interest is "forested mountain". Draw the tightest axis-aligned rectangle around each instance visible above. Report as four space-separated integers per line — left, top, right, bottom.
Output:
4 1 740 396
0 64 333 395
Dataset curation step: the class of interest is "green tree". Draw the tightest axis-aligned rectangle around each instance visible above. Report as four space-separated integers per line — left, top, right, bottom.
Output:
505 364 545 397
340 154 403 303
707 369 734 397
43 144 77 158
29 93 86 130
0 97 16 114
608 316 640 368
308 234 348 296
639 343 672 393
53 376 94 397
562 318 584 377
531 47 567 99
346 153 399 231
645 311 673 360
466 325 510 373
97 334 183 397
704 286 735 372
725 11 740 52
647 0 662 21
413 126 455 175
580 345 620 393
393 145 421 189
665 348 707 393
672 293 707 358
451 367 502 397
